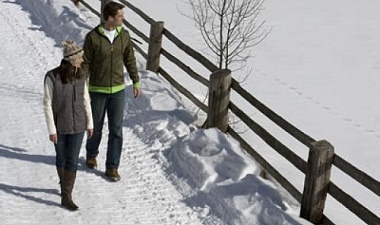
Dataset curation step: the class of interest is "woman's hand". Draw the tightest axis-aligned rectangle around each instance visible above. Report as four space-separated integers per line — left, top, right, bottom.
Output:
49 134 58 144
87 129 94 139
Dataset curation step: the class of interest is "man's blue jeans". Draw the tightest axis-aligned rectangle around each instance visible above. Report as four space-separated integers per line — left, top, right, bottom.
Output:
55 132 85 172
86 90 125 169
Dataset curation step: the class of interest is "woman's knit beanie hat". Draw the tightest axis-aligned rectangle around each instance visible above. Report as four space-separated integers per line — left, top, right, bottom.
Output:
61 40 83 66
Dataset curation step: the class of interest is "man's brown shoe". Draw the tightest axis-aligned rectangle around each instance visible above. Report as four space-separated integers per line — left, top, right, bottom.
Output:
86 157 97 169
105 168 121 182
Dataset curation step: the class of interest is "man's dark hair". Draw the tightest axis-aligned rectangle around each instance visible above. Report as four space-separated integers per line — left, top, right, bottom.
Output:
103 1 125 21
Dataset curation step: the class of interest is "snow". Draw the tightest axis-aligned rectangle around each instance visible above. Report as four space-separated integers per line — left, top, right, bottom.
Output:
0 0 378 225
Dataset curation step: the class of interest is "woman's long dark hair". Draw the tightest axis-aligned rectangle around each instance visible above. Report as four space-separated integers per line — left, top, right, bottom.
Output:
59 59 84 84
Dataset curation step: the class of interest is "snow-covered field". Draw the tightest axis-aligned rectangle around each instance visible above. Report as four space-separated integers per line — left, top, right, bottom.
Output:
0 0 378 225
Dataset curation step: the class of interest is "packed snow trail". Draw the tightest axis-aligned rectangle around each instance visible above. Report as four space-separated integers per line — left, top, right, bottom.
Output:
0 1 224 224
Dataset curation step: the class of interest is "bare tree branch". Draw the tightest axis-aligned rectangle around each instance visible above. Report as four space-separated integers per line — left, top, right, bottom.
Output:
184 0 269 72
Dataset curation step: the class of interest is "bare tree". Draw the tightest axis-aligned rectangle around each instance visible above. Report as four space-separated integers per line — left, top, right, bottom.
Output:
186 0 269 70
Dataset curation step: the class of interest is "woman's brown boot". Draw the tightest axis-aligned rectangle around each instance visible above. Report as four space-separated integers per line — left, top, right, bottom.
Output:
61 170 79 211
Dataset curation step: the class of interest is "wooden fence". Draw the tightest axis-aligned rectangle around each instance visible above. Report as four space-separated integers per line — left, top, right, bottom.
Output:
81 1 380 224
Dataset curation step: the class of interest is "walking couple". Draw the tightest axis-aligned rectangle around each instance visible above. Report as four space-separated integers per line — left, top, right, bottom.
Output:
43 1 140 211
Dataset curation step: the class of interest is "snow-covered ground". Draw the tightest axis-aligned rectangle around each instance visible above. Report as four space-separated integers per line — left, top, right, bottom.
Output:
0 0 378 225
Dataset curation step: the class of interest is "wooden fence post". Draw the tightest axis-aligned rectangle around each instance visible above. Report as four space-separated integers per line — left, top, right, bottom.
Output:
301 140 334 224
146 21 164 72
205 69 232 133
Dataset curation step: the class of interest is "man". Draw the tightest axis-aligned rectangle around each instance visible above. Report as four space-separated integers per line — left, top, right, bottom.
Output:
82 1 141 182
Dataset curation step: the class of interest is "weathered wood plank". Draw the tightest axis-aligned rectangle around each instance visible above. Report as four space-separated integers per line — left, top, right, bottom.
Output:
333 155 380 197
301 140 334 224
158 68 208 113
132 42 147 59
80 0 101 18
161 48 209 87
229 102 307 173
329 182 380 225
147 22 164 72
321 215 336 225
231 79 315 147
123 19 149 43
206 69 231 132
163 29 219 73
119 0 155 24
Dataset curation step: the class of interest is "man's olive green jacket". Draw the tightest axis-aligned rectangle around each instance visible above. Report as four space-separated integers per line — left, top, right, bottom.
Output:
83 25 140 94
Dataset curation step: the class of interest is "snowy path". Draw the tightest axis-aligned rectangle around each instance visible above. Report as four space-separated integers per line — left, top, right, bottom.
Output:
5 0 376 224
0 1 222 224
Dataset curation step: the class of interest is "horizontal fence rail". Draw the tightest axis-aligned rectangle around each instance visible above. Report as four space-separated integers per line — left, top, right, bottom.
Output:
119 0 154 24
158 67 208 113
328 182 379 225
162 29 219 73
80 1 380 224
230 79 316 147
160 48 209 87
228 102 307 173
333 155 380 197
80 0 101 17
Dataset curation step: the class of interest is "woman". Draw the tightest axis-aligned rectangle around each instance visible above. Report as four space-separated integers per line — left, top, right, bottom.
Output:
43 40 93 211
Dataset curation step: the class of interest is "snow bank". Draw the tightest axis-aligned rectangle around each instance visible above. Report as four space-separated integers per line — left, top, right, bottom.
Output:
129 70 312 225
170 128 259 190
